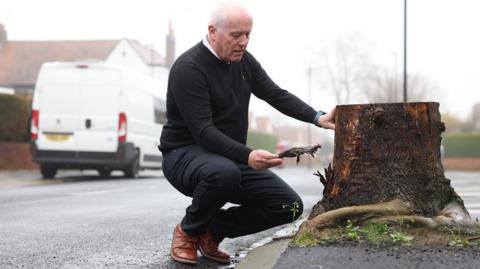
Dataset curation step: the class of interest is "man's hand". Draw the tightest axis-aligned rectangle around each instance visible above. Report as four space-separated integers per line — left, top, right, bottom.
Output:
318 107 336 130
248 149 283 170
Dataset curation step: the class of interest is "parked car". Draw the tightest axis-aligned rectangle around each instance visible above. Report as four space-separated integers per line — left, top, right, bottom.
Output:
31 61 166 178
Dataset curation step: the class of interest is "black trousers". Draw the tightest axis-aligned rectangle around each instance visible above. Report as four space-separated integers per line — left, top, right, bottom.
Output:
162 144 303 242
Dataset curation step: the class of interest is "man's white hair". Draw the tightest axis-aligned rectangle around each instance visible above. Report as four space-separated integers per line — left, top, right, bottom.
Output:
209 2 252 28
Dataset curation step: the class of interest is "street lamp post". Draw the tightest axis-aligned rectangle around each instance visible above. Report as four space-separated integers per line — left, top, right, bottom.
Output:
307 66 312 168
403 0 408 102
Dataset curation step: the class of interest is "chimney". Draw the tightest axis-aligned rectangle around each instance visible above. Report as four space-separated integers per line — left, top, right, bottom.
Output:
0 23 7 49
165 20 175 69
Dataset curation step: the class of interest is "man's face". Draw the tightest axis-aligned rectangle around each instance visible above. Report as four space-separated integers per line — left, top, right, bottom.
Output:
209 12 252 62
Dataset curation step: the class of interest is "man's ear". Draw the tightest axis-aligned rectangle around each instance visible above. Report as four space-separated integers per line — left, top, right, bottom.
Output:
208 25 216 42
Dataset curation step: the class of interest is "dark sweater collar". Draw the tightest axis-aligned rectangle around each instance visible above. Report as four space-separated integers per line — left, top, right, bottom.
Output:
198 41 234 67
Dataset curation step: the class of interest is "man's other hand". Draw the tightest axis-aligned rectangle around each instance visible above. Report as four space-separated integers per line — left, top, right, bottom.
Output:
318 107 336 130
248 150 283 170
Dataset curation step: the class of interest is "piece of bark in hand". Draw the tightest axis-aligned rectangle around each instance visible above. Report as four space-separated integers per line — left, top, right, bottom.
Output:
278 144 322 164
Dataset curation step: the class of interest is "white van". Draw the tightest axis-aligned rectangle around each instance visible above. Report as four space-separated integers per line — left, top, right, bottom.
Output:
31 61 166 178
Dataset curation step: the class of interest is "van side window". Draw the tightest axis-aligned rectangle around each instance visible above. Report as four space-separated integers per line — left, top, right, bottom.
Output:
154 97 167 124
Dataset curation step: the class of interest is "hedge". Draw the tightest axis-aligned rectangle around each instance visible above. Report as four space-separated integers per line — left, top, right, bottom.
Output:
443 133 480 158
0 94 30 142
247 131 278 153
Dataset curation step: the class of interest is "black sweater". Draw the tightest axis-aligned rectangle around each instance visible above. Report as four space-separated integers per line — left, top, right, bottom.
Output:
159 42 317 164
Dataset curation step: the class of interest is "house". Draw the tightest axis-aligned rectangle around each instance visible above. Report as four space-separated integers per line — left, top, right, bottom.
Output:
0 22 175 97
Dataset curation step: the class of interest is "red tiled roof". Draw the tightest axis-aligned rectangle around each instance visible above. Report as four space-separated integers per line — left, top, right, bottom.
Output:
127 39 165 66
0 40 119 86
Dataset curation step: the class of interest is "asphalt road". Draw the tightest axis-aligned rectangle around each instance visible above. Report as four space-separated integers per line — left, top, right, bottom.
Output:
0 167 323 269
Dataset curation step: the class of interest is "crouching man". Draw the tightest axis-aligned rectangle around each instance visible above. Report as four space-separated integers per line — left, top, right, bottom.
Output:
158 3 335 265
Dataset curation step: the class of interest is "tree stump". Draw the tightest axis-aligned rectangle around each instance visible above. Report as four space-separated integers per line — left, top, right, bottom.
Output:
297 102 480 246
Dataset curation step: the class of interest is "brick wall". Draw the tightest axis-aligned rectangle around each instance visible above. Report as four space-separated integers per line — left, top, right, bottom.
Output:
0 142 38 170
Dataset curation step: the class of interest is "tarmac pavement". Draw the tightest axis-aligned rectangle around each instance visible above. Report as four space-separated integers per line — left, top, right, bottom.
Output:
273 242 480 269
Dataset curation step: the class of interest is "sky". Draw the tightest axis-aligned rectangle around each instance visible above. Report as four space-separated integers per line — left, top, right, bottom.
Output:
1 0 479 123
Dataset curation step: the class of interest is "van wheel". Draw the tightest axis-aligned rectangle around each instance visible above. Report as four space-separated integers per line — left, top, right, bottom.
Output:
40 164 57 179
98 168 111 178
123 151 140 178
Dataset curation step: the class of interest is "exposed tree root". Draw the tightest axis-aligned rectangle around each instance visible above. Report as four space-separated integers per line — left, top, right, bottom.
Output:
299 199 480 244
366 200 480 231
305 199 413 230
438 201 472 221
367 215 480 232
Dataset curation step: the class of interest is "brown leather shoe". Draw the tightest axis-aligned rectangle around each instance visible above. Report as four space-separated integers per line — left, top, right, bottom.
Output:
170 224 198 265
198 230 231 263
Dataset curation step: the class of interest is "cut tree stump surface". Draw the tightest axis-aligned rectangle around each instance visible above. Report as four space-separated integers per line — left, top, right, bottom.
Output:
309 102 462 219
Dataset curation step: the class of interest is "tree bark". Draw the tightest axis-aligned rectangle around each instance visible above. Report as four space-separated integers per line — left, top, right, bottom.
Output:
309 102 465 219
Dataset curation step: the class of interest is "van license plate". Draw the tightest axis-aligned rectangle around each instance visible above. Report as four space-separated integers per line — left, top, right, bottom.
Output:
45 134 71 141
